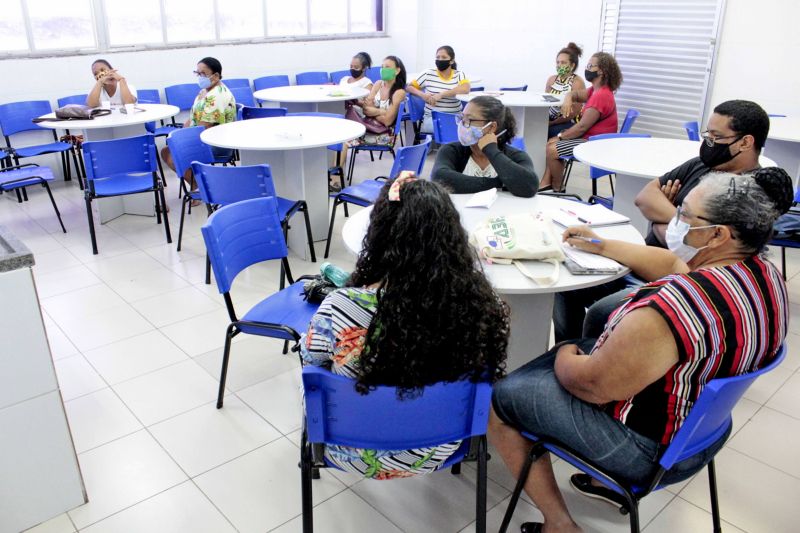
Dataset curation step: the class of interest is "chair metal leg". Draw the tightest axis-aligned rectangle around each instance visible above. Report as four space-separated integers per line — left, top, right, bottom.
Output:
216 323 237 409
85 196 99 255
15 189 23 203
707 459 723 533
43 182 66 233
300 204 317 262
626 496 640 533
476 436 488 533
21 187 29 201
301 429 315 533
153 190 162 224
324 197 341 259
499 443 543 533
76 149 86 190
781 247 787 281
562 160 573 190
283 340 289 355
450 463 461 475
346 148 358 185
609 174 615 196
158 185 172 244
177 196 189 251
205 254 212 285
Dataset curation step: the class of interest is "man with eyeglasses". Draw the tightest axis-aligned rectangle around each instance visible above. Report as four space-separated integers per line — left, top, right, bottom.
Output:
635 99 770 247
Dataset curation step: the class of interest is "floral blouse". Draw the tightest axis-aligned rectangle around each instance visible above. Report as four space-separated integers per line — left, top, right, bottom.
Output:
300 287 461 479
190 83 236 126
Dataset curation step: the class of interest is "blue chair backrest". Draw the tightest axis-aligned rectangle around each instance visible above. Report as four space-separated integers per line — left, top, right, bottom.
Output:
296 71 329 85
768 114 786 118
57 94 88 107
303 365 493 449
202 196 288 294
253 75 291 91
432 110 459 144
0 100 54 137
191 161 276 206
229 86 255 108
329 70 350 85
407 94 426 122
164 84 199 111
166 126 214 177
509 137 526 151
500 85 528 91
82 134 158 180
684 121 700 141
658 345 785 470
388 135 431 177
241 106 288 120
224 78 250 89
619 108 640 134
587 133 651 179
137 89 161 104
366 67 382 83
470 86 485 92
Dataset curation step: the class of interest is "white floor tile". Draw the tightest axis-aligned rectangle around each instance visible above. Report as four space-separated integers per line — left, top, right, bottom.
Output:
22 512 76 533
53 355 107 401
195 438 346 533
68 430 187 529
765 371 800 419
79 481 236 533
642 497 745 533
104 265 190 302
150 395 281 476
64 387 142 453
728 407 800 478
130 285 221 327
237 369 304 434
41 284 126 325
42 316 80 360
459 494 543 533
83 250 169 283
270 489 403 533
781 331 800 371
82 330 189 385
742 363 793 404
159 307 236 357
55 303 154 352
33 264 103 299
113 359 220 426
32 247 83 275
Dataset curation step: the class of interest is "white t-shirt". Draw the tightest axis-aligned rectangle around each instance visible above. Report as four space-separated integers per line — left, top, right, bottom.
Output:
339 76 373 89
412 68 469 114
100 83 138 107
463 156 498 178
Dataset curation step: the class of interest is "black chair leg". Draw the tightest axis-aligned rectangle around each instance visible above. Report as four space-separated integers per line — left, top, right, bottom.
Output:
205 254 212 285
300 205 317 262
15 189 23 203
781 247 787 281
707 460 723 533
324 198 341 259
21 187 28 201
626 497 640 533
301 430 314 533
476 436 488 533
154 190 162 224
499 443 542 533
450 463 461 475
158 186 172 244
283 340 289 355
85 197 99 255
76 149 86 190
43 182 66 233
216 323 236 409
177 196 189 251
609 174 615 196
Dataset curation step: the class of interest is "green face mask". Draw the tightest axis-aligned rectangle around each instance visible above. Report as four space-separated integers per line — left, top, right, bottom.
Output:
556 65 571 77
380 67 396 81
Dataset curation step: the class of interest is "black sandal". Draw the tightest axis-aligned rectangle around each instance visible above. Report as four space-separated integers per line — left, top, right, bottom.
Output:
520 522 543 533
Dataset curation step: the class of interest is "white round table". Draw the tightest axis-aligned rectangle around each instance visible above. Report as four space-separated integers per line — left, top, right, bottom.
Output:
253 84 370 114
765 116 800 183
458 91 563 177
342 191 644 370
573 137 777 234
201 116 366 258
36 104 180 223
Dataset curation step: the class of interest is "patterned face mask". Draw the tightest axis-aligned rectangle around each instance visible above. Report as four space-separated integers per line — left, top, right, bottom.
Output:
457 121 494 146
556 65 571 77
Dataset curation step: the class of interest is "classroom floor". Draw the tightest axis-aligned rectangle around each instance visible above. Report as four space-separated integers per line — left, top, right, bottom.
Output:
6 148 799 533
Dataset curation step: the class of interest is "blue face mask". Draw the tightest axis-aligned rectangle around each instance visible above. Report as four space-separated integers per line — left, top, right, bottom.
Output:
197 75 212 89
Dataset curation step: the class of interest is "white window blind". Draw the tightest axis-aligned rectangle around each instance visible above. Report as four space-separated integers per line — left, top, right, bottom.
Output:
599 0 725 139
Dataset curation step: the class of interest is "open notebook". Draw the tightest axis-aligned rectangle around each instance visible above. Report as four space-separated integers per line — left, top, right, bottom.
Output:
551 203 630 228
561 244 624 274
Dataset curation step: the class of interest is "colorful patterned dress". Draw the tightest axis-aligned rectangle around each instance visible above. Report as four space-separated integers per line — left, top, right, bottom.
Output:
300 287 462 479
190 83 236 126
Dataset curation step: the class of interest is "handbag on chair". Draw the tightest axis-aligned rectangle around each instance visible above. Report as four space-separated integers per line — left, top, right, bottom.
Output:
344 105 391 135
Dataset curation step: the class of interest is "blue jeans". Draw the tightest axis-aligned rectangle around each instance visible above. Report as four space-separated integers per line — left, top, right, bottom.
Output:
492 349 730 486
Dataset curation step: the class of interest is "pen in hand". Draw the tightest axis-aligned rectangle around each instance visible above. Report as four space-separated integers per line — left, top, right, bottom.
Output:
570 235 602 244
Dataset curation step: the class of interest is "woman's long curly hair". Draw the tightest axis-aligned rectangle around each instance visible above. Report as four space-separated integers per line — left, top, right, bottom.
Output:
593 52 622 92
348 179 510 396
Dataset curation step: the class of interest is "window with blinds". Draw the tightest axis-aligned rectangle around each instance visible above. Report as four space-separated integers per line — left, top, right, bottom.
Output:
598 0 725 139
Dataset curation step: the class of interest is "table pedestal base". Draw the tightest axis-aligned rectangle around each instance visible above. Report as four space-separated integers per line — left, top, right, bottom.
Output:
503 292 554 371
283 102 346 116
611 173 651 235
510 106 550 178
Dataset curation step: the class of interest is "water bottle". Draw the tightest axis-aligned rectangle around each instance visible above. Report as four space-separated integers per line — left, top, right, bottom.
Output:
320 262 350 287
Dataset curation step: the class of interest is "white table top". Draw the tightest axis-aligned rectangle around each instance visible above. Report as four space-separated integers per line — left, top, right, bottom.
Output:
457 91 562 108
573 137 776 179
253 84 370 104
768 116 800 143
200 116 366 151
343 192 644 295
35 104 179 130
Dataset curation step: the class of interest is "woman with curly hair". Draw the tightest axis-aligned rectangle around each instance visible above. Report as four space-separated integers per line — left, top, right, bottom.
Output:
539 51 623 192
301 174 510 479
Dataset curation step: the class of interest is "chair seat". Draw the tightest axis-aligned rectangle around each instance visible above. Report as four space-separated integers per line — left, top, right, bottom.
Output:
91 173 157 197
0 166 54 190
149 124 180 137
328 143 343 152
15 142 73 157
276 196 302 220
240 281 319 339
335 180 383 206
355 144 392 152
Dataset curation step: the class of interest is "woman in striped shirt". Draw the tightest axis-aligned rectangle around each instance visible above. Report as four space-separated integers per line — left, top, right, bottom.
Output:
407 45 471 133
490 168 793 532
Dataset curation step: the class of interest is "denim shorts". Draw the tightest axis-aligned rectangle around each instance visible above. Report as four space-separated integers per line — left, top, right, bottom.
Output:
492 347 730 486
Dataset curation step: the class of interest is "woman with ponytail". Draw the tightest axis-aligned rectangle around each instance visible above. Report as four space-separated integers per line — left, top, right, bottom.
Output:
431 95 539 197
545 42 586 138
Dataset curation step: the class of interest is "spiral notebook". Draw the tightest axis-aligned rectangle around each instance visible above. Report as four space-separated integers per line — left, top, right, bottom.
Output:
551 204 630 228
561 245 623 274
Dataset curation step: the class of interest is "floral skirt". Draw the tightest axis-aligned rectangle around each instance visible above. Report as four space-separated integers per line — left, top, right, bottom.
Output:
324 441 462 479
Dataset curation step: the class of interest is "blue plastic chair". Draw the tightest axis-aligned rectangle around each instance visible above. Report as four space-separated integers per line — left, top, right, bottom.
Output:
500 85 528 91
241 106 288 120
296 71 329 85
432 110 459 144
401 94 427 145
0 100 81 185
470 86 485 92
326 136 431 258
253 75 291 91
201 196 319 408
57 94 89 107
365 66 382 83
288 112 347 184
0 163 66 233
137 89 161 104
229 85 255 108
165 127 216 251
82 134 171 254
345 100 407 185
301 364 491 533
329 70 350 85
769 186 800 280
223 78 250 89
619 108 640 134
499 344 786 533
684 121 700 141
509 137 526 151
583 133 651 197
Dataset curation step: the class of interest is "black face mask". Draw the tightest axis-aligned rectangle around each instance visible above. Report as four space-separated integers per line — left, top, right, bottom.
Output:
350 68 362 78
435 59 451 71
584 69 599 82
699 137 742 168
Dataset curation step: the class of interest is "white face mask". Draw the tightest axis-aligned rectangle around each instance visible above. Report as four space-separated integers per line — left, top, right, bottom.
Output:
665 215 717 263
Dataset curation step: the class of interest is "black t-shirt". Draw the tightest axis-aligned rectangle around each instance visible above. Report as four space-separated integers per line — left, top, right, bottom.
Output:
644 157 710 246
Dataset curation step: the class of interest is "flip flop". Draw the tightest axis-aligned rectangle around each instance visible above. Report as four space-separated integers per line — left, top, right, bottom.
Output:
520 522 543 533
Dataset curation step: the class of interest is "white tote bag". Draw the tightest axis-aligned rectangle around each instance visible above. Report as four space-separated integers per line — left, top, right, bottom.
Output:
469 212 565 286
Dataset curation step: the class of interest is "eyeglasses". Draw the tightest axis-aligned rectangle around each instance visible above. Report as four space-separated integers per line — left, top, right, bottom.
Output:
585 63 597 70
455 113 488 128
193 71 211 78
676 205 717 225
699 131 741 147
